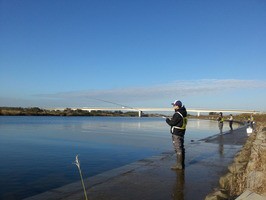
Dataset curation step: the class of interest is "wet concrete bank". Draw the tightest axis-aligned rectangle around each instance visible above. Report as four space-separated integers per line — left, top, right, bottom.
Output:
24 127 248 200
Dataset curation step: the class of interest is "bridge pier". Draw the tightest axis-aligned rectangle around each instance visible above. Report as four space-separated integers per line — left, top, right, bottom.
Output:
138 111 142 117
197 112 200 117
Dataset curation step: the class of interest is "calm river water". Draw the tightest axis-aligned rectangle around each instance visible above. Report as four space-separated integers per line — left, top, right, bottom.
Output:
0 116 233 199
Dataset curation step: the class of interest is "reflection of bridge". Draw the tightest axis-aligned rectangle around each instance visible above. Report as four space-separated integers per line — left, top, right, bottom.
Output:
51 107 258 117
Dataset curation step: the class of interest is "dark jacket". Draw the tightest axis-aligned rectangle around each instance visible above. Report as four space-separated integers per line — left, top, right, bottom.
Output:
166 106 187 137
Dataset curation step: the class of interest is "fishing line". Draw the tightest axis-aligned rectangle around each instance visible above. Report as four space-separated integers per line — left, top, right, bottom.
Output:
93 98 171 118
88 97 140 111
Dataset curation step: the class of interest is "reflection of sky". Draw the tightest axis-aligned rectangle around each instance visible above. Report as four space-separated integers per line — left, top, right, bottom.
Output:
186 119 238 141
0 116 232 199
0 117 234 150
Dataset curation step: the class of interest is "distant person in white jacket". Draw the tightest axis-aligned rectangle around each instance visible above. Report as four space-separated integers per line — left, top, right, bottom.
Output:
229 114 233 131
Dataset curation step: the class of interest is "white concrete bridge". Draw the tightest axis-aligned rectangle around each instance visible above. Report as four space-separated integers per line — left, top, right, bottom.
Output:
50 107 259 117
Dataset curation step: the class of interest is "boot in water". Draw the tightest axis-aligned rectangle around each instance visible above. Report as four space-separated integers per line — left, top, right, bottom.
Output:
171 153 184 170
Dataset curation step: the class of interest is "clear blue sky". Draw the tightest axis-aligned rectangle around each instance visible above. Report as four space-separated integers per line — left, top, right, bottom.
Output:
1 0 266 111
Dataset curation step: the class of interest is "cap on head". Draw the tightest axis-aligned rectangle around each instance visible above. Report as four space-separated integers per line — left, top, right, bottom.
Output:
172 100 182 107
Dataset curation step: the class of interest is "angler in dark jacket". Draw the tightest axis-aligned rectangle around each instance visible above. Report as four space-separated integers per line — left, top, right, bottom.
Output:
166 100 187 170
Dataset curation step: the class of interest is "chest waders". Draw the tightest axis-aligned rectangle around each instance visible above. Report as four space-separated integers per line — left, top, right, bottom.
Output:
218 117 224 134
171 111 187 170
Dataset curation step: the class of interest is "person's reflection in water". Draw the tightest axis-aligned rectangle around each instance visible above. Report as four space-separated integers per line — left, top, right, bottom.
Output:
171 170 185 200
218 134 224 156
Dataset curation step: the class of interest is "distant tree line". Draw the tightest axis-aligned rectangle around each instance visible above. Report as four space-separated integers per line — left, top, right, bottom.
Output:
0 107 140 117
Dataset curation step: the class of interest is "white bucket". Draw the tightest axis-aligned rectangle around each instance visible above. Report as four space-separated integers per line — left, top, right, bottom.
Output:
246 127 253 135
